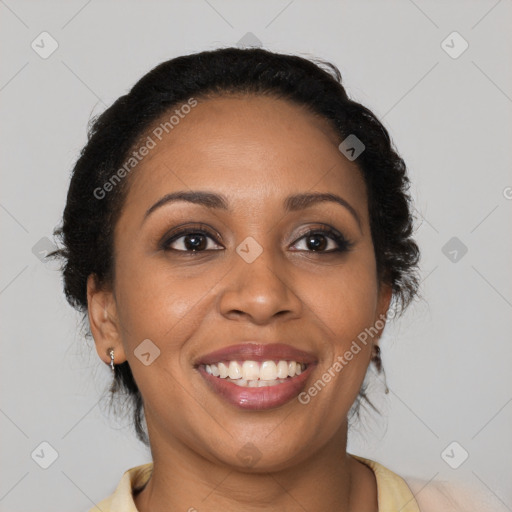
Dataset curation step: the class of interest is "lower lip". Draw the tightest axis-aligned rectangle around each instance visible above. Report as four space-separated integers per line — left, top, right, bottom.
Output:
197 364 316 410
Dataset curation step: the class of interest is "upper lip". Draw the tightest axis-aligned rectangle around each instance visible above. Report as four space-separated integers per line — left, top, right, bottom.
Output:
194 343 318 366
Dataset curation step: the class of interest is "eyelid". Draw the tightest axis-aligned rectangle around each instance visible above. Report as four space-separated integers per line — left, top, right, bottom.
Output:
162 223 222 240
292 223 350 243
293 223 343 240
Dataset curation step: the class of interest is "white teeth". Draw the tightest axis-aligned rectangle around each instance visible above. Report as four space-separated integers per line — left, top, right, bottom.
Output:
228 377 287 387
260 361 277 380
242 361 260 380
228 361 242 379
204 360 307 382
218 362 228 378
277 360 289 379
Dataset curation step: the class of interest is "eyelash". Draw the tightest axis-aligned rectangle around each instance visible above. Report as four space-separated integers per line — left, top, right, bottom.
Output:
160 224 354 255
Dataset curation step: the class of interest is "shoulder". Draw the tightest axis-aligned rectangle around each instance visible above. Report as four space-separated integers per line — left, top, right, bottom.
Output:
351 454 509 512
87 462 153 512
404 476 509 512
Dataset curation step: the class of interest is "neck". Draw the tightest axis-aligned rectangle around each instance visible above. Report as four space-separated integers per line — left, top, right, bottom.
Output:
134 417 378 512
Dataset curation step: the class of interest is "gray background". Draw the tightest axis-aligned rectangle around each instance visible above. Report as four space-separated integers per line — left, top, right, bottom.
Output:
1 1 511 510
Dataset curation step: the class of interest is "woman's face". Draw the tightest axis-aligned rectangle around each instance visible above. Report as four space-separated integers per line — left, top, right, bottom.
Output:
89 94 391 470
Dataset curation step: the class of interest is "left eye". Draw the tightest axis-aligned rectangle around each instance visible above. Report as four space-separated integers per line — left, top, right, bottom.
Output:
291 230 351 253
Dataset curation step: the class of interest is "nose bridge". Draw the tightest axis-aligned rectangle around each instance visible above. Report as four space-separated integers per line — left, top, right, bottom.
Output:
218 237 302 323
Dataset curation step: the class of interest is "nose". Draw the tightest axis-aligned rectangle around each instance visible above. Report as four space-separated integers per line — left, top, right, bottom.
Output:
218 248 303 325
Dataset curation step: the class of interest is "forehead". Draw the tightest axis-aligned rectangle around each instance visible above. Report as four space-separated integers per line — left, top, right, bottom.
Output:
122 95 367 217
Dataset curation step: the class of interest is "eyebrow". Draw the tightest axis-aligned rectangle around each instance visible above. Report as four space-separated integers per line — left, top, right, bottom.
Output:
143 190 361 230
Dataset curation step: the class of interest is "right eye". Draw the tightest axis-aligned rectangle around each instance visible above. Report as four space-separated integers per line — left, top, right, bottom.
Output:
161 226 224 253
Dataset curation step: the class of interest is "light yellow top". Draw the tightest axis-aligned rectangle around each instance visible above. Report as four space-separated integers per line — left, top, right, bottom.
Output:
88 454 420 512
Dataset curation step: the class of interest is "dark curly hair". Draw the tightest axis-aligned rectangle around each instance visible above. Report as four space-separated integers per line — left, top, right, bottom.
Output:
50 47 420 446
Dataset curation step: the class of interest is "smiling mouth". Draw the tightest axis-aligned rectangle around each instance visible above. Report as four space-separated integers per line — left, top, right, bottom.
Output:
194 342 317 409
201 359 308 388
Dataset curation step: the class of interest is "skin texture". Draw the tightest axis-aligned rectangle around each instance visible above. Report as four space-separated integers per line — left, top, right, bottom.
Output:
87 95 392 512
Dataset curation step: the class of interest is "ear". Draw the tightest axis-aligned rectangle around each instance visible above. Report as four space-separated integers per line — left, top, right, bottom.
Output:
87 274 126 366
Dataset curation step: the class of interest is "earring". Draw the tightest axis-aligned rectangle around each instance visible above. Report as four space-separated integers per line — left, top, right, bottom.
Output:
108 348 115 373
107 348 119 394
372 345 382 372
371 345 389 394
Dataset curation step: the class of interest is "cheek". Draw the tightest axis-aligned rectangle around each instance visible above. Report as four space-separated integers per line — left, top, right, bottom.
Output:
112 254 215 426
301 251 380 344
113 251 223 354
296 248 379 403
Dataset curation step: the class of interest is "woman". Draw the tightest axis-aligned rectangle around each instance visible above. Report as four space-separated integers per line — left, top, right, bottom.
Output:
52 47 484 511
